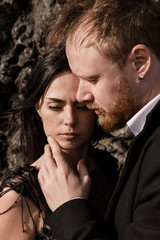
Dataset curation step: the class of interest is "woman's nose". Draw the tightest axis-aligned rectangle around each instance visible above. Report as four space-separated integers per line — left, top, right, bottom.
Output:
76 80 93 103
64 107 77 126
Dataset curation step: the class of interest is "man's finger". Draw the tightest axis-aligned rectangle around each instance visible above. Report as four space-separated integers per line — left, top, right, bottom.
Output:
44 144 57 169
78 159 90 182
77 159 91 198
47 136 68 168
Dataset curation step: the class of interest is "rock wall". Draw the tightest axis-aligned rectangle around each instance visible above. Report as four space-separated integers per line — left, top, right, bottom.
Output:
0 0 132 179
0 0 63 177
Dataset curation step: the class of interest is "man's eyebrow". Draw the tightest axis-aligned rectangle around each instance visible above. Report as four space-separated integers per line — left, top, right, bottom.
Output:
78 74 100 81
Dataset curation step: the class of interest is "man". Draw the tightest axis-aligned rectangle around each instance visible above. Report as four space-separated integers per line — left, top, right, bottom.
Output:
38 0 160 239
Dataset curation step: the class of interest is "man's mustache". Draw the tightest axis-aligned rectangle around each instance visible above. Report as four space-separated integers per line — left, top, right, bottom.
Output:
86 102 106 115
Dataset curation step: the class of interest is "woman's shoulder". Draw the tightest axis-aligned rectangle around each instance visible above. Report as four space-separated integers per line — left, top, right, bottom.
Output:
0 164 47 239
1 164 38 196
0 186 42 239
0 187 20 213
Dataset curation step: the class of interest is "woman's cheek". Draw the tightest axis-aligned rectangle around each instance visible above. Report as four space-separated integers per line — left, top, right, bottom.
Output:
41 118 53 136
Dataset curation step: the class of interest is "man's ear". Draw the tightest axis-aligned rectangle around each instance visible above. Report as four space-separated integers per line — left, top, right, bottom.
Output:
130 44 151 77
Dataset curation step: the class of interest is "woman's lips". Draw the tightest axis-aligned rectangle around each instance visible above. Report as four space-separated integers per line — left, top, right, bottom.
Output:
60 132 79 140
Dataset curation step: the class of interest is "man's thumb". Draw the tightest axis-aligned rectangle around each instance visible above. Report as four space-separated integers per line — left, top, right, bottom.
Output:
77 159 91 198
78 159 91 186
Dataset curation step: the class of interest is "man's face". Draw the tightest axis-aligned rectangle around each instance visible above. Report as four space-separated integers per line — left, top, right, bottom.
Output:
66 37 140 133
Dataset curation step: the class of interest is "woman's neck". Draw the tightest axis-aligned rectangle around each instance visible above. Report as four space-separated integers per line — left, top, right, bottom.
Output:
33 146 97 174
62 148 83 173
62 148 97 174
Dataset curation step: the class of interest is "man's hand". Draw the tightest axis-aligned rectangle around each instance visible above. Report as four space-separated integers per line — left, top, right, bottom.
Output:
38 136 91 212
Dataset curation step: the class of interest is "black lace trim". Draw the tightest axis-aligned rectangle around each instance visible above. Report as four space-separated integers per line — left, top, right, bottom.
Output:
0 164 53 239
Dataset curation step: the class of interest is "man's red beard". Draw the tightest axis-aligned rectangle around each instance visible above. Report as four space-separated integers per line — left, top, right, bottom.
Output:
87 102 127 133
87 74 140 133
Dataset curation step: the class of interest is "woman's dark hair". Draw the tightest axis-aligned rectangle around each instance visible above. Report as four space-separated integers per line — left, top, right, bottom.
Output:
10 45 70 164
7 44 104 164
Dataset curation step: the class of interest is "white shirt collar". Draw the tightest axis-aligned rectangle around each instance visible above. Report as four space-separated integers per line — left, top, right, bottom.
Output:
126 94 160 136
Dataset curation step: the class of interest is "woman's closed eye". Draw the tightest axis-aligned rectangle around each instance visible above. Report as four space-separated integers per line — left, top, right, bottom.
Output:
49 105 63 111
48 104 89 111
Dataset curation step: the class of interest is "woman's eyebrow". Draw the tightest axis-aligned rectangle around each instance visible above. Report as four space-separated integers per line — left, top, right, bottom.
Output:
47 98 84 105
47 98 64 103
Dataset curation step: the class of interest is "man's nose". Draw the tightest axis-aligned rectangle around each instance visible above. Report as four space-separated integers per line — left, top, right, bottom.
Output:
76 80 93 103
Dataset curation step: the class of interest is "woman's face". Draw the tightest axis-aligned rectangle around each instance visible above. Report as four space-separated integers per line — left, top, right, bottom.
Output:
36 72 96 151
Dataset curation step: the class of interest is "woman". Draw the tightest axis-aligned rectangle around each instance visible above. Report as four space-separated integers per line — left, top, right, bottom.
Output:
0 46 118 239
